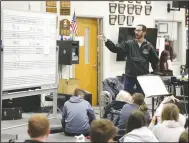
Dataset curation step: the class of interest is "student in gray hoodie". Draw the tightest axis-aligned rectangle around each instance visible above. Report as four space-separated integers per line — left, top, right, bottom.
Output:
61 89 96 136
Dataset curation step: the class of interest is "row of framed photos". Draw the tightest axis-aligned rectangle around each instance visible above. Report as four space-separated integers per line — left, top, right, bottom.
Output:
109 3 152 15
109 15 135 26
185 9 188 27
110 1 151 4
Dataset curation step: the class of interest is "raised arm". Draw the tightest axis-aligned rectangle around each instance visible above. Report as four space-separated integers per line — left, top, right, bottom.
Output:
97 34 129 54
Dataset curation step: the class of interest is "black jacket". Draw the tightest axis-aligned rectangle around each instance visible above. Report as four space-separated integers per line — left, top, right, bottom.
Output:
24 140 43 143
103 100 127 126
105 39 159 77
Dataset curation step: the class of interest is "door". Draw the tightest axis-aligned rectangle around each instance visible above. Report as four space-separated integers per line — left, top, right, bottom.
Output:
75 18 98 106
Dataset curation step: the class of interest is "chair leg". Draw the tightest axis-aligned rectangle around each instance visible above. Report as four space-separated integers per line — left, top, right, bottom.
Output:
181 85 188 116
57 107 63 116
46 107 63 117
46 108 53 117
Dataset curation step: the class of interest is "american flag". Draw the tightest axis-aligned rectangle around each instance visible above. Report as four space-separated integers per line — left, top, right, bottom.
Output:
70 11 78 35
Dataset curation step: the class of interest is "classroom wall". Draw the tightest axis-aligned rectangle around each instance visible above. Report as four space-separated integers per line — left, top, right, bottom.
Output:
70 1 186 78
2 1 186 79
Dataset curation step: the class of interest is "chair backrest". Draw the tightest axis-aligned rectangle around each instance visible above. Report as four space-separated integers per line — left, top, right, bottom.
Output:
102 77 124 100
99 91 112 118
114 129 126 142
107 108 122 126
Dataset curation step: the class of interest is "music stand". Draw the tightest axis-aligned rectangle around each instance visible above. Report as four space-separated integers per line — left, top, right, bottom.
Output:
137 75 172 116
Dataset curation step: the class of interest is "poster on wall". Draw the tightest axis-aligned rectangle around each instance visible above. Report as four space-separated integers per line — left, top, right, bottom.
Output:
60 19 70 36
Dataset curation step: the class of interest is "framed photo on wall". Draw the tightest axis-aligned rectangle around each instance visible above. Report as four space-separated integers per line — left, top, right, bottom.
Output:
158 23 168 33
109 15 117 25
145 5 152 15
118 15 126 25
135 5 143 15
109 3 117 13
118 3 126 14
127 16 134 26
127 4 135 14
145 1 151 4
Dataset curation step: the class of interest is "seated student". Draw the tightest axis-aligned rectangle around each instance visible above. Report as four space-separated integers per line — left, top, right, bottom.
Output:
103 90 132 126
90 119 117 142
61 88 96 136
118 93 150 130
164 44 175 62
150 103 185 142
119 110 158 142
159 50 173 73
179 130 188 143
150 95 186 128
24 114 50 143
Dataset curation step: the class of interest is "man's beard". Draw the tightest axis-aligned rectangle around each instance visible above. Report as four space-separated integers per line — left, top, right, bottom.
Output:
135 34 143 39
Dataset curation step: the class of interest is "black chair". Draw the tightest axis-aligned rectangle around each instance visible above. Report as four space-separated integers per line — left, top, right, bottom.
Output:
114 129 126 142
174 81 188 116
50 126 64 134
46 94 69 134
45 94 66 117
185 118 188 129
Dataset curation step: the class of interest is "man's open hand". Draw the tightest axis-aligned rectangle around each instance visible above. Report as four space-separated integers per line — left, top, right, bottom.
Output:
97 34 107 42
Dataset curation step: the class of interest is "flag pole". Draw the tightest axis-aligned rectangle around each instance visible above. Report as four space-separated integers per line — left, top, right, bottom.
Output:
73 9 76 41
74 9 78 38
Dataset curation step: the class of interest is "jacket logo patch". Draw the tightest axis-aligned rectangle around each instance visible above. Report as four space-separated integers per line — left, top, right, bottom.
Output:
143 49 149 54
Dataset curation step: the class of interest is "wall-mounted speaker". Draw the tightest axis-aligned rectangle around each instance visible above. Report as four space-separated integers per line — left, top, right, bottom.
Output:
172 1 188 9
57 40 79 65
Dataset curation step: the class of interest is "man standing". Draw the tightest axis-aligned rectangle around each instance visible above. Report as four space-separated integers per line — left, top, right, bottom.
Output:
98 24 159 95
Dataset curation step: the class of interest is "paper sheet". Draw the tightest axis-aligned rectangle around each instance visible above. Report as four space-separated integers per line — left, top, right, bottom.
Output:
44 45 50 54
137 75 169 98
75 36 84 46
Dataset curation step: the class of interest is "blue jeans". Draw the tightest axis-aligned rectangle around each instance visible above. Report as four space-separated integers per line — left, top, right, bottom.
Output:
124 76 144 95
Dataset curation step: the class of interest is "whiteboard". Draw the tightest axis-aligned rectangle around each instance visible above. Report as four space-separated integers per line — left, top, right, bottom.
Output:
1 9 57 91
137 75 169 98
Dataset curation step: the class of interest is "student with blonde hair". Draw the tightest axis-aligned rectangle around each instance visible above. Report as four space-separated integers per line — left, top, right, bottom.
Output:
179 130 188 143
150 103 185 142
150 95 186 127
24 114 50 143
103 90 132 126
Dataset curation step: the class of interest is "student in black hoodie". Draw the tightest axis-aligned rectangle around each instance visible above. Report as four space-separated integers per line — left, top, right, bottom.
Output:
98 25 159 95
103 90 132 126
24 114 50 143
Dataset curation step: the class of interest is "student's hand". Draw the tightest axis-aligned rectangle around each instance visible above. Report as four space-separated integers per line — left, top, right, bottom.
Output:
97 34 107 42
170 95 180 103
151 116 157 125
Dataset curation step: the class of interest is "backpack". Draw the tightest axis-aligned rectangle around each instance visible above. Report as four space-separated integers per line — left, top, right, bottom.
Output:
107 107 122 126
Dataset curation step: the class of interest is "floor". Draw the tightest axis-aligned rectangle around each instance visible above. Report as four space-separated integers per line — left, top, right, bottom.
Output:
1 107 100 142
1 99 155 142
